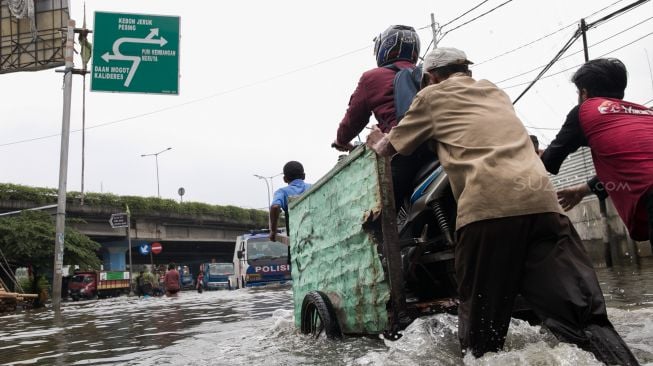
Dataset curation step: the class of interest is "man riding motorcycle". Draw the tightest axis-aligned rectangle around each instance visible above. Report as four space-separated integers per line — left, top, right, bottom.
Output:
332 24 436 209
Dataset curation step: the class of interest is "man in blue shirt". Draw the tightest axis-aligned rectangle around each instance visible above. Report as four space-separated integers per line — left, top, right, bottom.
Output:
269 161 312 241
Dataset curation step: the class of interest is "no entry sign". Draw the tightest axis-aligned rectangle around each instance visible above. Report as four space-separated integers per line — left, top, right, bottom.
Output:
151 242 163 255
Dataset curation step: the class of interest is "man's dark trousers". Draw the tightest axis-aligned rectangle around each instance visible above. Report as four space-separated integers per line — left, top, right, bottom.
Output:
456 212 639 365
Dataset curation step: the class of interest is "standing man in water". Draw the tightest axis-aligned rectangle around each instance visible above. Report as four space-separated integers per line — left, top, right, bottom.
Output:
164 263 180 297
367 47 639 365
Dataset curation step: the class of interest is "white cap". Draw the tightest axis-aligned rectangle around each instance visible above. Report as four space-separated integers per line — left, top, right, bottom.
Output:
423 47 473 72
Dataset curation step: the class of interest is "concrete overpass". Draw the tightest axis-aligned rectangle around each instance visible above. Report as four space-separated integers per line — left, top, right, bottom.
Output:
0 200 266 271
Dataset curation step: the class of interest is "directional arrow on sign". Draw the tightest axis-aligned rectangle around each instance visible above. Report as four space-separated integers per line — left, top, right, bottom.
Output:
109 213 129 228
101 28 168 87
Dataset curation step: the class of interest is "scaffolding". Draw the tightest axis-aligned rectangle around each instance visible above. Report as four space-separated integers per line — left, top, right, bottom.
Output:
0 0 69 73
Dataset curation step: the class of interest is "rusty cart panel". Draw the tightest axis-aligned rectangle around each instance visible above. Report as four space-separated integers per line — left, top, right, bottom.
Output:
289 146 405 334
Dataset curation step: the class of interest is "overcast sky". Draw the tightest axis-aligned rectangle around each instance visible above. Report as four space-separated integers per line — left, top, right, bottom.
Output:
1 0 652 210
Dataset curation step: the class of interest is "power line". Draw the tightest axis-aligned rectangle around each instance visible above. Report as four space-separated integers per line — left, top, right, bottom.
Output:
473 0 630 67
417 0 490 31
503 31 653 90
473 23 577 67
511 31 581 104
418 0 492 57
440 0 491 28
439 0 515 40
512 0 650 103
496 16 652 85
0 45 372 148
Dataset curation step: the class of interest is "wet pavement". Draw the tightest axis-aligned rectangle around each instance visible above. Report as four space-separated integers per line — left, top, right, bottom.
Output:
1 258 653 365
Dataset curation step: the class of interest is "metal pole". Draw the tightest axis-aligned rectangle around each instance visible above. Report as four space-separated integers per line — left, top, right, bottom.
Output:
80 73 86 206
142 147 171 198
254 175 271 209
52 19 76 313
127 214 134 296
430 13 439 48
580 19 589 62
155 154 160 198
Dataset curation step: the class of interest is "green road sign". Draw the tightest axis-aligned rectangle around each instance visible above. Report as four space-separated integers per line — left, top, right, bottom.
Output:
91 11 180 95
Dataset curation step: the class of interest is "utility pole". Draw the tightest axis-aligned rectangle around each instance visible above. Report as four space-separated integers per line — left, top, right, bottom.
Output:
127 209 134 296
52 18 93 312
79 4 91 206
430 13 439 48
52 19 75 313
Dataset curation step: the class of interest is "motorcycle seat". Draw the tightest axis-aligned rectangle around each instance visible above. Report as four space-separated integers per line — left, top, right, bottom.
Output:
411 159 441 186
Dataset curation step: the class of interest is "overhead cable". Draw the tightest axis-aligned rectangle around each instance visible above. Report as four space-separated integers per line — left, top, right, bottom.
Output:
504 31 652 90
0 45 372 148
440 0 491 28
439 0 515 41
473 0 630 67
512 0 650 104
418 0 491 57
496 16 652 85
511 31 581 104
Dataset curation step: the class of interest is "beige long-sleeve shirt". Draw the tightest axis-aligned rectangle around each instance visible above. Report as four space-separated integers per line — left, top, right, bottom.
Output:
388 74 562 230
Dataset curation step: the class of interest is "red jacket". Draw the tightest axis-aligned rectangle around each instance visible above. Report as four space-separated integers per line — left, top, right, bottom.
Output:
164 269 180 291
579 98 653 240
336 60 416 145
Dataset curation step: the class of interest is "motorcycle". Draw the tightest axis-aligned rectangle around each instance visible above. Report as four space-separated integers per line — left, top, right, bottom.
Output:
395 154 537 322
394 156 459 304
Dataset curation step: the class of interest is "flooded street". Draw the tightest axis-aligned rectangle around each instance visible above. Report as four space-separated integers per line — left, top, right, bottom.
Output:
2 258 653 366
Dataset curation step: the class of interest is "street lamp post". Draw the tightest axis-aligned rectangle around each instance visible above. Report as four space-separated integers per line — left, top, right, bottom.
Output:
253 173 283 209
141 147 172 198
253 174 271 209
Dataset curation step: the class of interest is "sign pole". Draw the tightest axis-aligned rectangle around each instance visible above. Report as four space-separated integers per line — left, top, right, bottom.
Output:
52 19 76 313
127 213 134 296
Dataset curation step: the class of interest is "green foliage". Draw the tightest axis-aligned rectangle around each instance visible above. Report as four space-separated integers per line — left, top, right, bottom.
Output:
133 272 158 287
0 211 101 270
0 183 268 227
17 276 32 293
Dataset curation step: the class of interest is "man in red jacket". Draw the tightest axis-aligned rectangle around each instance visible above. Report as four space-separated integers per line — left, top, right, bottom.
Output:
541 58 653 249
333 25 435 208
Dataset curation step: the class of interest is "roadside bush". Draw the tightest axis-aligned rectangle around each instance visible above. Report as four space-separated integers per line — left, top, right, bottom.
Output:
0 183 267 226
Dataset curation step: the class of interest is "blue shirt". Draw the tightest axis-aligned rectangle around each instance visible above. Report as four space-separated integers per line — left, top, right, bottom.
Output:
271 179 312 212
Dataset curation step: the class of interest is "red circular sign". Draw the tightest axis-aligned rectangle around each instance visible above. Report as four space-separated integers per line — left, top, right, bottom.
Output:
151 242 163 255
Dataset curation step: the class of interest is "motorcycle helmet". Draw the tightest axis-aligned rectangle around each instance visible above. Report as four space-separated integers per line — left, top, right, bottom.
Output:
374 25 420 67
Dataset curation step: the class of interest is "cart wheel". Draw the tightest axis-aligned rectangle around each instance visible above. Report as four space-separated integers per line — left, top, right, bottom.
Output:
300 291 341 339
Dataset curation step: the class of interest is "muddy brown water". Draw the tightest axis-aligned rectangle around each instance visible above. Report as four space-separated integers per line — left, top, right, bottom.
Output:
1 258 653 365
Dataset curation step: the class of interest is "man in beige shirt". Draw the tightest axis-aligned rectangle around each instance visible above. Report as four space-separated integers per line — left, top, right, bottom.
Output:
367 48 638 365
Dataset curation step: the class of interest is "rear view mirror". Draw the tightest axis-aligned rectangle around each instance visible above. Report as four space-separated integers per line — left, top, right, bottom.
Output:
237 250 243 259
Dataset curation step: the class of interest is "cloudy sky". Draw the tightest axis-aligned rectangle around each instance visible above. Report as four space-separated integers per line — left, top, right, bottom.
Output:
1 0 652 210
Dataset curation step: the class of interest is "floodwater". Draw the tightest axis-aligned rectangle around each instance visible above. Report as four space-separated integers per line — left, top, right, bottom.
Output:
1 258 653 366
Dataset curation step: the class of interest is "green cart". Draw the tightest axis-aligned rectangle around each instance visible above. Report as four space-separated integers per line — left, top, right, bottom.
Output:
289 146 458 339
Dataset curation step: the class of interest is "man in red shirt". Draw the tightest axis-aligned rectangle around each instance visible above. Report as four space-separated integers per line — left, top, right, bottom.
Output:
541 58 653 249
164 263 180 296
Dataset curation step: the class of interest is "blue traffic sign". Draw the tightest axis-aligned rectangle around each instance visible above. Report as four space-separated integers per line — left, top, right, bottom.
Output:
139 244 151 255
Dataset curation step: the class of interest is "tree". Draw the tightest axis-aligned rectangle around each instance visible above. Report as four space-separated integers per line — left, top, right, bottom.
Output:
0 211 101 305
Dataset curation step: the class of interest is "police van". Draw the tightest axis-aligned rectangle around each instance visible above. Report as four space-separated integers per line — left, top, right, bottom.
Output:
233 230 291 288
